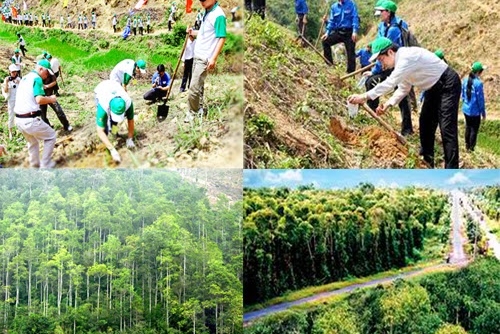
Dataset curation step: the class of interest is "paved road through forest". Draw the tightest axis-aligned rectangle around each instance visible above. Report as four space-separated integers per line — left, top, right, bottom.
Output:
243 191 469 325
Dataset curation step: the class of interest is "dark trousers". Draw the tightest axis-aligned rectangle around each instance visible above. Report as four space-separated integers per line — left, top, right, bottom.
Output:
40 102 70 130
322 29 356 73
133 27 137 35
113 24 117 33
464 114 481 151
20 45 27 57
139 27 143 35
146 24 150 33
366 69 413 135
143 88 167 101
180 58 194 90
245 0 265 19
297 14 306 36
420 67 461 169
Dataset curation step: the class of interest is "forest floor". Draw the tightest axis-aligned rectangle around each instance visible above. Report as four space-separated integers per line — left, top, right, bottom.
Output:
0 0 243 168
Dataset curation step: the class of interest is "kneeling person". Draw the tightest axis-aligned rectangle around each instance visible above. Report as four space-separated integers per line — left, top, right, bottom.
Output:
94 80 135 163
143 64 171 102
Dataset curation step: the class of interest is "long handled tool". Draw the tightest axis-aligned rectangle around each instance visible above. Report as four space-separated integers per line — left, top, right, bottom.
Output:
300 34 332 65
361 103 407 145
314 18 325 49
340 63 375 81
157 34 189 122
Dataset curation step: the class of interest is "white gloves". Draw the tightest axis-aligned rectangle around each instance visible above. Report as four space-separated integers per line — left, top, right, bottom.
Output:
126 138 135 148
110 148 121 163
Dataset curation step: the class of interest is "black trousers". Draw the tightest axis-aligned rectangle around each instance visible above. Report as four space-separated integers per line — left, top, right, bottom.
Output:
40 101 70 130
420 67 461 169
113 24 117 33
181 58 194 90
143 88 167 101
133 27 137 35
322 29 356 73
464 114 481 151
245 0 265 19
20 45 27 57
366 69 413 135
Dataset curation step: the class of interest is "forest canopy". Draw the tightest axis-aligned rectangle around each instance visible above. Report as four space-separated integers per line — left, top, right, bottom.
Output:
0 169 242 334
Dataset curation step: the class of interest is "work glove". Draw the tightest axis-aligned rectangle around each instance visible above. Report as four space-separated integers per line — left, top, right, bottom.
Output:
126 138 135 148
110 148 121 163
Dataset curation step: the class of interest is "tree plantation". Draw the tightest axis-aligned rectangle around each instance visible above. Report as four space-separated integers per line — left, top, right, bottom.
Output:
245 257 500 334
244 184 451 305
0 169 242 334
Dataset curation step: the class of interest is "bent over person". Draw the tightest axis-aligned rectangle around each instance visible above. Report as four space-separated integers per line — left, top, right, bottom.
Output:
348 37 461 169
94 80 135 163
14 60 58 168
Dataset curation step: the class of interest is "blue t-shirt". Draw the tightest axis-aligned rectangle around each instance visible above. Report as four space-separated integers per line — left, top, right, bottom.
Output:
356 48 372 67
326 0 359 34
151 72 171 88
295 0 308 15
377 16 408 47
461 76 485 117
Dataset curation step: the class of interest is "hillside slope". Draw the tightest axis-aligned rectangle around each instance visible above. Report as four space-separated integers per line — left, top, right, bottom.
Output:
244 3 500 169
0 0 243 168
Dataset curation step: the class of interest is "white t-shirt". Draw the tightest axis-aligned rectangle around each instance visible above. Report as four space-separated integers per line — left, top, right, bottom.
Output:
194 4 227 60
50 58 61 74
2 77 20 102
14 71 43 113
367 47 448 106
94 80 132 113
110 59 135 85
182 39 196 61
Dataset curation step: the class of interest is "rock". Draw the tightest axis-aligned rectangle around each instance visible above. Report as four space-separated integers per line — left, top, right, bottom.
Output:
166 157 176 163
199 136 208 147
178 153 192 161
209 137 220 145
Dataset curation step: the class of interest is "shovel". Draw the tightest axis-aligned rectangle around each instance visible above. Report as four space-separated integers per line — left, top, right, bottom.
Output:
157 34 189 122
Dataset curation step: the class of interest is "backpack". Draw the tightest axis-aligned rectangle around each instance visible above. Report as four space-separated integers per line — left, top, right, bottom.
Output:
397 20 420 47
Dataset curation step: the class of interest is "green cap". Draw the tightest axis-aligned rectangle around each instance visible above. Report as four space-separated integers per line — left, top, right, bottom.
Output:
46 53 52 59
37 59 54 74
471 61 486 72
434 49 444 60
375 0 397 13
109 97 126 123
14 48 20 53
136 59 147 73
369 37 393 62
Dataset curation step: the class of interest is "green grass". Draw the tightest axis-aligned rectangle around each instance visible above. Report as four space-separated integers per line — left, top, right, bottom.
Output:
476 119 500 155
244 259 444 314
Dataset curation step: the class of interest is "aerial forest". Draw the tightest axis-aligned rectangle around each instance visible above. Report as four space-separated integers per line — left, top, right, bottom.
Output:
0 169 243 334
244 184 451 305
246 257 500 334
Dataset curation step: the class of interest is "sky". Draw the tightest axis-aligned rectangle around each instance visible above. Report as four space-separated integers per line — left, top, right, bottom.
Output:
243 170 500 190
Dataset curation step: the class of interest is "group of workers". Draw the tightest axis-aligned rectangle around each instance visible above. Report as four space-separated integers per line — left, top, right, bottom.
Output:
1 0 227 168
292 0 488 168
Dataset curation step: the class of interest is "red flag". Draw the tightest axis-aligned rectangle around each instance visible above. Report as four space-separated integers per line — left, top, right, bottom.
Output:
186 0 193 13
11 7 18 18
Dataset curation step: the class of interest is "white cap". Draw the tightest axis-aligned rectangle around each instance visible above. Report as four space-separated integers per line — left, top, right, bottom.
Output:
8 64 20 72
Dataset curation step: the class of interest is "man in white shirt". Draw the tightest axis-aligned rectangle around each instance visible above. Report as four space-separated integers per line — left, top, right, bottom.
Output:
14 60 58 168
109 59 147 91
348 37 461 169
16 32 27 56
185 0 226 123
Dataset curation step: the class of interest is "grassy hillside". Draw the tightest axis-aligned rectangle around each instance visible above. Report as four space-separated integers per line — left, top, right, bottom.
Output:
0 0 243 168
244 1 500 168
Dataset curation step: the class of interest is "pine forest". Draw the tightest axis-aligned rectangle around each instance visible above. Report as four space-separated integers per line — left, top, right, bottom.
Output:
0 169 243 334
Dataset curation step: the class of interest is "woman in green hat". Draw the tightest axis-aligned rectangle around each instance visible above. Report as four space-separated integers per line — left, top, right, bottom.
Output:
348 36 461 169
461 61 486 152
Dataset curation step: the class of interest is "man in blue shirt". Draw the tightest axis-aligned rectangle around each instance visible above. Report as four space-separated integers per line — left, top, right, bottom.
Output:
143 64 171 103
295 0 308 46
321 0 360 73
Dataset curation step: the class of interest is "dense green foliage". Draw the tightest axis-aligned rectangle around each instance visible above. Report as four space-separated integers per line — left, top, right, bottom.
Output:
474 185 500 221
0 170 242 334
244 184 450 305
246 257 500 334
